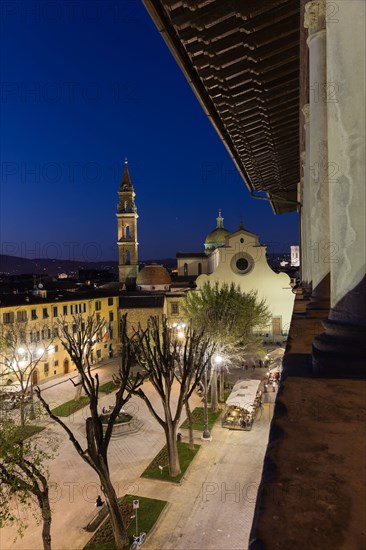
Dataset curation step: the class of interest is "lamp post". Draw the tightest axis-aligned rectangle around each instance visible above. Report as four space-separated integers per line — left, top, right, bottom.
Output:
202 357 211 440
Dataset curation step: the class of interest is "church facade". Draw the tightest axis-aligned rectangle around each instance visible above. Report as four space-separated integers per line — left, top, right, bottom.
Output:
177 211 295 339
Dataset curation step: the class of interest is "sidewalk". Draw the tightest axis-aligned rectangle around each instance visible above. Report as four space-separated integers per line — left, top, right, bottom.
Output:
135 404 274 550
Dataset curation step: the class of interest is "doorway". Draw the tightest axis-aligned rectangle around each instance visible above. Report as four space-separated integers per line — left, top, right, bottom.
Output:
63 358 69 374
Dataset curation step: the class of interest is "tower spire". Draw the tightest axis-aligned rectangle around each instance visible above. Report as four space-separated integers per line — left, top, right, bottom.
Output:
120 158 133 191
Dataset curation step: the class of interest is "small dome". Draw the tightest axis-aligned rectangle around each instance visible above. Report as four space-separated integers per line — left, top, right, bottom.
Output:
204 227 231 244
136 264 171 286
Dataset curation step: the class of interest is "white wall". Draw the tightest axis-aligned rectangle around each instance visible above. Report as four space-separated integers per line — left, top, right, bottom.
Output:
196 230 295 334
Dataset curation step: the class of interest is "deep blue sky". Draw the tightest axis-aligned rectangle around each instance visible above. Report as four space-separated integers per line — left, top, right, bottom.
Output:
0 0 298 263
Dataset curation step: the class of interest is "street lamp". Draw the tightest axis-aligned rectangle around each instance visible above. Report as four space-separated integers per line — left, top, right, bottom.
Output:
214 354 223 366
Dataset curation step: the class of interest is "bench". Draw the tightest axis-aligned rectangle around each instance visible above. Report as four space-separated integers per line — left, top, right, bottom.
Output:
82 503 108 532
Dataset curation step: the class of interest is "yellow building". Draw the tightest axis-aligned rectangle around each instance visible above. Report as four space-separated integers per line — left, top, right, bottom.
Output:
0 289 119 386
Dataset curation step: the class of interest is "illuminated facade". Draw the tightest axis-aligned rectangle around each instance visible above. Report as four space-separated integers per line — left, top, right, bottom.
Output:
0 292 119 385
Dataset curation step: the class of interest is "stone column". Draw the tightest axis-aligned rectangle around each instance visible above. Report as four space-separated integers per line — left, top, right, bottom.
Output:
301 104 312 294
304 0 330 310
313 0 366 376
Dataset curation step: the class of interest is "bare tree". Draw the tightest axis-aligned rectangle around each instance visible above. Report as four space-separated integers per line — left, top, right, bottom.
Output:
0 417 56 550
36 314 144 550
0 323 54 426
130 317 212 477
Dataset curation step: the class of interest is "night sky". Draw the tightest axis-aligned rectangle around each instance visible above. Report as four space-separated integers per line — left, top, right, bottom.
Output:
1 1 298 263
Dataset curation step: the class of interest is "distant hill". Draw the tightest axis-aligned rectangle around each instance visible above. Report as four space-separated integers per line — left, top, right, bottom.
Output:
0 255 177 276
0 253 290 277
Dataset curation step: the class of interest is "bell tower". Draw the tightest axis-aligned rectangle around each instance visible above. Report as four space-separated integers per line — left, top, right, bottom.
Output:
116 159 139 284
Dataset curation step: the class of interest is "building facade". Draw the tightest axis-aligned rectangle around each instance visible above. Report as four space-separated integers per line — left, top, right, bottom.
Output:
0 291 119 386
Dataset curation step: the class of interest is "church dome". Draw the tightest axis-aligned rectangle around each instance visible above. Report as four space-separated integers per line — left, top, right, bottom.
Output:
205 227 231 244
136 264 171 287
204 210 230 254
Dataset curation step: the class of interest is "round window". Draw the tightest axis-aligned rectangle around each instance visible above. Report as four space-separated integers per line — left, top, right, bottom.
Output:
231 253 253 275
236 258 249 271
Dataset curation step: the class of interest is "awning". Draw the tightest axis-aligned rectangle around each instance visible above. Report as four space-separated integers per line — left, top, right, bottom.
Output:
226 379 260 409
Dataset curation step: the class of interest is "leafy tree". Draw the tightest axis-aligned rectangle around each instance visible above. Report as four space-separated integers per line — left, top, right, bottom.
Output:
36 314 144 550
183 282 271 410
129 317 212 476
0 417 55 550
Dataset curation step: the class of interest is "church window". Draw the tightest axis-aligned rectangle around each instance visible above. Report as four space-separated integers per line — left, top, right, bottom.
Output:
198 262 202 275
231 253 253 275
236 258 249 272
240 238 244 243
125 225 130 238
184 263 188 276
124 201 130 212
126 250 131 265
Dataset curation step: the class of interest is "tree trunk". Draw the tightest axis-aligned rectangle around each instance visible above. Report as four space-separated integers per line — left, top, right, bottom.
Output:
219 372 225 402
20 396 26 427
185 400 194 450
74 373 83 400
39 492 52 550
99 467 128 549
211 369 218 413
165 423 181 477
